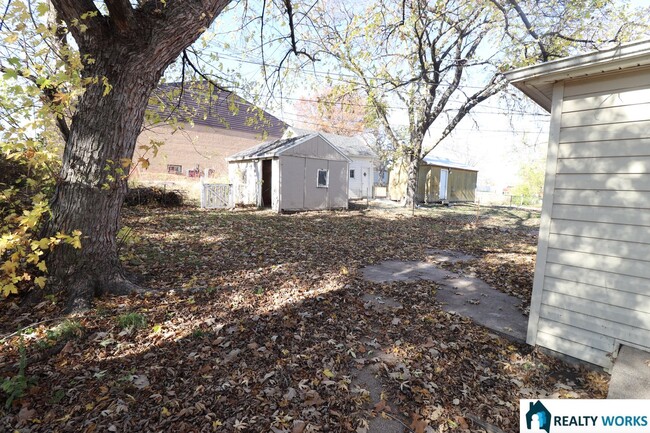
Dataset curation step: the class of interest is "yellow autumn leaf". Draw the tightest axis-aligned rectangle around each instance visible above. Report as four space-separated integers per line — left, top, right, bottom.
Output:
4 33 18 44
2 283 18 297
34 276 47 289
37 261 47 272
1 260 17 275
161 407 170 417
138 157 150 170
323 369 335 378
70 236 82 249
52 92 69 105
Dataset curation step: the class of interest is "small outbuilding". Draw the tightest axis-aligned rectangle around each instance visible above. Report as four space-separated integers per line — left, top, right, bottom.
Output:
506 39 650 369
389 156 478 203
228 133 350 212
286 128 379 199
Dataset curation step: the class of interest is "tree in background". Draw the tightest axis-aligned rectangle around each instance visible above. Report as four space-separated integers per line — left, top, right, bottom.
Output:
309 0 650 206
511 159 545 206
312 1 507 206
292 88 396 182
293 89 368 135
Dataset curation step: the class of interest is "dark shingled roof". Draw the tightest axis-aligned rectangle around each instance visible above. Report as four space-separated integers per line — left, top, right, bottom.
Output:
147 82 288 138
227 135 312 161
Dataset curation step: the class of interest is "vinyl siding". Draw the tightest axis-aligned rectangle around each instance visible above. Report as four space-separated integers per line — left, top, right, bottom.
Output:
531 67 650 368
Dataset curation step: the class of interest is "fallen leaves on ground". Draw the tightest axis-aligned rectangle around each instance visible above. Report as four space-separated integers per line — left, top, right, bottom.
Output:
0 205 607 432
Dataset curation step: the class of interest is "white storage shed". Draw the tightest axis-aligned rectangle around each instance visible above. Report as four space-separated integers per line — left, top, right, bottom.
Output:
505 39 650 369
228 133 350 212
286 129 378 199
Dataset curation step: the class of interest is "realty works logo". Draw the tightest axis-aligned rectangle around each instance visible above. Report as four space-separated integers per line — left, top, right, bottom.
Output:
526 400 551 433
521 399 650 432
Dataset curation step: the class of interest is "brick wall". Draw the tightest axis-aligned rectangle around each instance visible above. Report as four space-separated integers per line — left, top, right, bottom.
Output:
132 123 281 182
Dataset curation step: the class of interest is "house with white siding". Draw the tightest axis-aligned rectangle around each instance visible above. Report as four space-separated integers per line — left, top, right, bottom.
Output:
505 39 650 369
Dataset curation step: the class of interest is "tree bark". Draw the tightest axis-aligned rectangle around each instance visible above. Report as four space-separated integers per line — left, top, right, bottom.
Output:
403 151 419 209
45 50 164 309
45 0 232 309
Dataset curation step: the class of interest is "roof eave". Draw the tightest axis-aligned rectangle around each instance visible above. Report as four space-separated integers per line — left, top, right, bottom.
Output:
505 39 650 111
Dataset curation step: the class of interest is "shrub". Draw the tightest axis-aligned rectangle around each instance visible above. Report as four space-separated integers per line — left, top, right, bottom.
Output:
124 186 184 207
1 337 36 408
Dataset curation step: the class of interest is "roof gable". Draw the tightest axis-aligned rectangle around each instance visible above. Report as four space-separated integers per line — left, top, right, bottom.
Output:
148 82 288 138
286 128 378 159
228 133 351 162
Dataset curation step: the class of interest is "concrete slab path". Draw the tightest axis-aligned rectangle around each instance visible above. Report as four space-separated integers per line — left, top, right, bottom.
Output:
357 250 529 431
361 250 528 342
607 345 650 399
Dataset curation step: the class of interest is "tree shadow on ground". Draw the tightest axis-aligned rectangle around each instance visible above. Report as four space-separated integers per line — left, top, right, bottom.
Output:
0 206 605 432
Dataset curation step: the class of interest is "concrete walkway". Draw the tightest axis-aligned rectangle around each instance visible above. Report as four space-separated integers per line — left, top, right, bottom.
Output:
356 250 529 432
361 250 528 341
607 345 650 399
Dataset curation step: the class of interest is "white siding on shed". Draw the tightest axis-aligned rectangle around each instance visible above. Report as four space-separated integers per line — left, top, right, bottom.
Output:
529 67 650 368
229 160 261 206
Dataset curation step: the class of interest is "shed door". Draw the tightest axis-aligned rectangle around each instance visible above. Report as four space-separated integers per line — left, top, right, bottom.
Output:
361 168 370 198
262 159 272 207
439 169 448 200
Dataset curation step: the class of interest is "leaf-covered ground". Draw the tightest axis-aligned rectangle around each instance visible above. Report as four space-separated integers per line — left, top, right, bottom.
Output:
0 204 608 432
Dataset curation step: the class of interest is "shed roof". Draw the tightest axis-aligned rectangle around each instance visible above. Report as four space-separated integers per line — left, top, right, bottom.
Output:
287 128 378 159
504 39 650 112
149 82 288 137
422 155 477 172
227 133 351 162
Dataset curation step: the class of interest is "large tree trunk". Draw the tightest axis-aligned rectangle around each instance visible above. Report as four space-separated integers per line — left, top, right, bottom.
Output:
403 152 419 209
45 50 165 309
44 0 233 310
403 128 425 209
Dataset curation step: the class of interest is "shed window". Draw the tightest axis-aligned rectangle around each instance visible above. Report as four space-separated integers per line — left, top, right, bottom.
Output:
317 169 329 188
349 169 355 179
167 164 182 175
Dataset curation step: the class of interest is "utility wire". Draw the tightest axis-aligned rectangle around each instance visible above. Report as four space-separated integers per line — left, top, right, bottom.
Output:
190 47 549 117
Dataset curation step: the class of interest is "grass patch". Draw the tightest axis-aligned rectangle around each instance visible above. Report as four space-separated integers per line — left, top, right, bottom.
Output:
45 320 83 343
1 337 37 408
116 312 147 330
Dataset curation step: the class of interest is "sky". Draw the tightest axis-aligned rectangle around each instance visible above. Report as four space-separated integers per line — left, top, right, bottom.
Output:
181 2 595 191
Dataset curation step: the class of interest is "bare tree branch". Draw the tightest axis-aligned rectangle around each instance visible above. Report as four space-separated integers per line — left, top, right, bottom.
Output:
427 74 508 154
282 0 317 61
506 0 549 61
